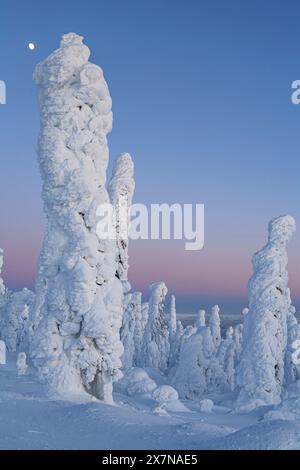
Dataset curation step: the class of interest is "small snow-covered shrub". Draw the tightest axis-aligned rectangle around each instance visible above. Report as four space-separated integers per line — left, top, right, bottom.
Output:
152 385 187 413
119 368 157 397
152 385 179 404
17 352 27 376
199 399 214 413
264 409 295 422
0 340 6 365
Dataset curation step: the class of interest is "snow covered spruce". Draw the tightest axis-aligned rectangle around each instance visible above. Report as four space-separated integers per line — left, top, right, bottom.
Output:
237 215 296 410
0 249 35 353
30 33 130 402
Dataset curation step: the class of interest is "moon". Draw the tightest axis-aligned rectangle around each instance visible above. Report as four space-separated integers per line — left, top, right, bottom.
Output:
28 43 35 50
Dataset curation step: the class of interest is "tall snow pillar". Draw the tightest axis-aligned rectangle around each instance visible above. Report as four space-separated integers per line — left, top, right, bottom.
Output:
109 152 135 293
238 215 296 409
31 33 123 403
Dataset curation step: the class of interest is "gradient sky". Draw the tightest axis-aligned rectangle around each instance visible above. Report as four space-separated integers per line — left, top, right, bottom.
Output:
0 0 299 314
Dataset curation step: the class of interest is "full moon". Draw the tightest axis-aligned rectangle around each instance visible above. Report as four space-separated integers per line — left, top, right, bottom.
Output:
28 43 35 50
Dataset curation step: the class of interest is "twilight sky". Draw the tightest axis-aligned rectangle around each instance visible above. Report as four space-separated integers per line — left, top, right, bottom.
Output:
0 0 299 314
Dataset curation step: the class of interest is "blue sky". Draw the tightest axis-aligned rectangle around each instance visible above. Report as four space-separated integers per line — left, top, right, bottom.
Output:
0 0 299 314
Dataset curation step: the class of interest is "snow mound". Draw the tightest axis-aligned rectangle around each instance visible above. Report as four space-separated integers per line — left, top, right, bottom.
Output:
152 385 188 413
152 385 179 403
208 419 300 450
118 368 157 397
199 399 214 412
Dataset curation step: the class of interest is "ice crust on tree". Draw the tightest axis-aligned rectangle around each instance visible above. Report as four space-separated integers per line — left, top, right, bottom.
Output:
30 33 124 402
238 215 296 409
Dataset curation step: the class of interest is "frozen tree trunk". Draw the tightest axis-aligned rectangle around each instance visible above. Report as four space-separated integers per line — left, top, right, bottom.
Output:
142 282 169 372
109 153 135 293
30 33 123 402
209 305 221 349
237 215 296 410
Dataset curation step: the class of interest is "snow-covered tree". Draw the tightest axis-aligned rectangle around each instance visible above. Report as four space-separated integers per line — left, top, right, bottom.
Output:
237 215 296 409
195 309 206 330
209 305 221 349
30 33 124 403
233 322 243 366
0 249 9 331
171 330 207 399
168 295 177 340
0 249 5 299
217 326 236 392
1 289 35 352
168 295 180 369
120 291 143 368
120 293 136 368
168 320 184 371
224 340 236 392
0 340 6 365
141 282 169 371
17 352 28 376
285 306 300 385
135 301 149 366
132 292 144 364
171 323 222 399
109 152 135 292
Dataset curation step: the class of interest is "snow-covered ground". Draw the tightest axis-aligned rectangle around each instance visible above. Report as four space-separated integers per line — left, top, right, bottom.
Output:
1 355 300 450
